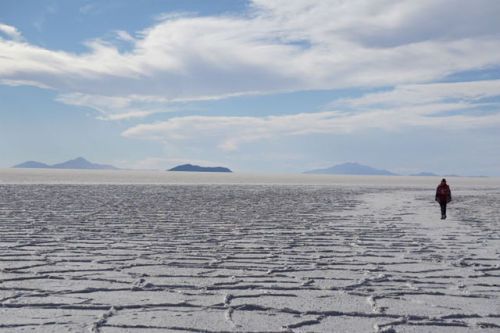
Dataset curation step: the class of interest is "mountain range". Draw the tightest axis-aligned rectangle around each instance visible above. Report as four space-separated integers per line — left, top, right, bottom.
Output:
303 163 479 177
12 158 477 177
13 157 119 170
304 162 398 175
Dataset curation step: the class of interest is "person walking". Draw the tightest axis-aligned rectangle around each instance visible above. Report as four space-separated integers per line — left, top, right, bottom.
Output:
435 178 452 219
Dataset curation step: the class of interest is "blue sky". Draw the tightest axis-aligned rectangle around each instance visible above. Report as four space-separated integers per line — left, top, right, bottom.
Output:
1 0 500 175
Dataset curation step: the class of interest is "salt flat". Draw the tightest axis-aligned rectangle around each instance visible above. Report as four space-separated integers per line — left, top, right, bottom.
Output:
0 170 499 332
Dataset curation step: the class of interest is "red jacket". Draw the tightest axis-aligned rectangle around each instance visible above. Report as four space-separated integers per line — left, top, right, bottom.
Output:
435 184 452 203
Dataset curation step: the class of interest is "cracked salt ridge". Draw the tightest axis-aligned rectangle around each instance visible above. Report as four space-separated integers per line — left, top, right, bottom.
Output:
0 180 499 332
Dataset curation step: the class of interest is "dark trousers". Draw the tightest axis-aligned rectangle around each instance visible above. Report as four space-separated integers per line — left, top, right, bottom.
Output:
439 200 447 218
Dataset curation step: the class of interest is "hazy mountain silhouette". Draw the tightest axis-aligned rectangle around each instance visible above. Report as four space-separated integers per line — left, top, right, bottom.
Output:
13 161 51 168
411 172 440 177
304 162 397 175
13 157 119 170
168 164 232 173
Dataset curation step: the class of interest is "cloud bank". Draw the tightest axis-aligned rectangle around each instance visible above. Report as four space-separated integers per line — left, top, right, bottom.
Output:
123 79 500 151
1 0 500 119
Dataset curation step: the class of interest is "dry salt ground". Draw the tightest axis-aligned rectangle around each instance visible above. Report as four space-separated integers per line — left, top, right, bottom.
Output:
0 169 499 332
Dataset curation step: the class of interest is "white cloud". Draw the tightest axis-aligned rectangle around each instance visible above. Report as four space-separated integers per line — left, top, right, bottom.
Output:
334 79 500 108
115 30 135 43
54 90 268 120
122 79 500 150
122 113 334 151
55 93 180 120
1 1 500 119
80 3 97 15
0 23 22 41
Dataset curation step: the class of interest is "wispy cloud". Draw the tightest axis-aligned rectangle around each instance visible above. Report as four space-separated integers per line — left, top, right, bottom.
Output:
55 93 179 120
1 0 500 119
115 30 135 43
122 109 500 151
0 23 22 41
54 90 267 120
80 3 98 15
33 4 58 32
122 79 500 150
334 80 500 108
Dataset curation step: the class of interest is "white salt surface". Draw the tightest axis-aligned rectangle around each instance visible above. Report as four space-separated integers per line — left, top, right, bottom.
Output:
0 169 499 332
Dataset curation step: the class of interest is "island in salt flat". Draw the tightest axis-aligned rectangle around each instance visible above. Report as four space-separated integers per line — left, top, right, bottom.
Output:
168 164 232 173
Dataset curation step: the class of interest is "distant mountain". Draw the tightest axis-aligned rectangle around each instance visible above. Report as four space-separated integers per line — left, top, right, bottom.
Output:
50 157 118 170
304 162 397 176
13 161 51 168
168 164 232 173
13 157 119 170
411 172 439 177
